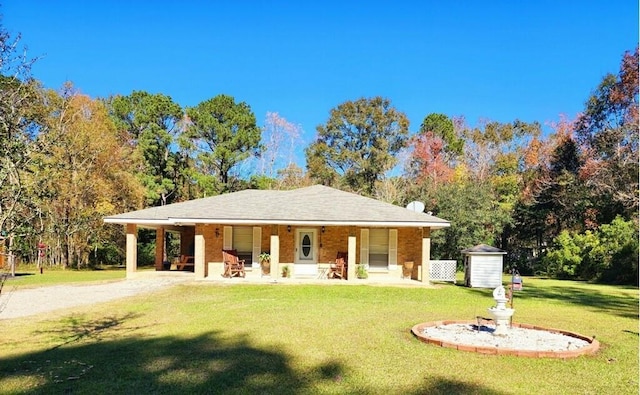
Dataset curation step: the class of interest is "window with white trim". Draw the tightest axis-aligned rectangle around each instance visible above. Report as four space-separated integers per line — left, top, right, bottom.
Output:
233 226 253 264
369 229 389 269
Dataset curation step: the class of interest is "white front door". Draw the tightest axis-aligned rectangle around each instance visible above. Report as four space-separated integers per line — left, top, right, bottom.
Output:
295 229 317 275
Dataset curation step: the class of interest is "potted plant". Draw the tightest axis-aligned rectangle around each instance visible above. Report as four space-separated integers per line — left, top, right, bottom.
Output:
259 252 271 276
402 261 414 279
356 263 368 279
281 265 291 278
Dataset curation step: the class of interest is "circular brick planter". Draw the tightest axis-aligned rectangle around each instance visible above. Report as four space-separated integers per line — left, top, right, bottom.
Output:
411 320 600 358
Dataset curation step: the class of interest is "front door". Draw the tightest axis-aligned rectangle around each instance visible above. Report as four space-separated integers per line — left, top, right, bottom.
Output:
295 229 317 275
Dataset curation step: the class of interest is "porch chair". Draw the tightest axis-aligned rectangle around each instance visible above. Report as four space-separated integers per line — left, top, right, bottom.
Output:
177 255 194 271
328 251 347 279
222 249 246 278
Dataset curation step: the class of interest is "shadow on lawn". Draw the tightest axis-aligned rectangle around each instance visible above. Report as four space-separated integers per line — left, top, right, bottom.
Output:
460 281 638 319
0 313 350 394
0 314 508 394
410 378 508 395
33 313 144 351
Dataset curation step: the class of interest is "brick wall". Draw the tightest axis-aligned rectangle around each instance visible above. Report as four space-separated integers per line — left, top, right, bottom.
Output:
260 225 272 253
198 224 279 264
198 224 221 263
319 226 350 263
195 224 430 272
397 227 424 265
279 225 295 263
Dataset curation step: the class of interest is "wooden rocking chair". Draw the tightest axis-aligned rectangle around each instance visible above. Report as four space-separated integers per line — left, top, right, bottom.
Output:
328 251 347 279
222 249 246 278
177 255 194 271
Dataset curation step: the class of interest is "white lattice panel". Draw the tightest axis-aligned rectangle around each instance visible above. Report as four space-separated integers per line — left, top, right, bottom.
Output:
429 260 457 283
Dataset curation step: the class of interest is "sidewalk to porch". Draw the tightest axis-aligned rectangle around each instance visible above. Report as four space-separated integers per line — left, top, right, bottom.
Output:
126 269 438 287
205 276 438 287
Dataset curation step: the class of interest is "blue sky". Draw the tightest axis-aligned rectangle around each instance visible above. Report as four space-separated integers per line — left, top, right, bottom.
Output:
3 1 638 160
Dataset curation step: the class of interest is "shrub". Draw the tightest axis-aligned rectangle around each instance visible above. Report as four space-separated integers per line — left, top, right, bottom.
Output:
542 216 639 284
542 230 583 278
598 217 639 285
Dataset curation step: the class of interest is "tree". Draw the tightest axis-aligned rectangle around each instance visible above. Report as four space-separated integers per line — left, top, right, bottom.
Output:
509 133 553 264
36 87 144 268
185 94 261 194
275 163 312 190
439 119 536 227
259 112 302 178
0 21 43 260
423 181 512 264
461 119 540 182
508 113 616 276
418 113 464 160
511 120 589 264
373 176 409 205
407 113 464 186
305 96 409 195
576 47 639 218
109 91 185 206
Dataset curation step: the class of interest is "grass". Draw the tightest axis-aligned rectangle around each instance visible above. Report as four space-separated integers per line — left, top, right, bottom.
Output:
0 273 637 394
1 265 126 290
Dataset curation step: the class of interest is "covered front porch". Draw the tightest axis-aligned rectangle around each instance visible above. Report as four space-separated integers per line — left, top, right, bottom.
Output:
123 223 435 283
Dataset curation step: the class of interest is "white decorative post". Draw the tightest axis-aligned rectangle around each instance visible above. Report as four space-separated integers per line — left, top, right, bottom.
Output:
421 228 431 284
270 234 280 279
126 223 137 278
194 226 205 279
347 235 356 281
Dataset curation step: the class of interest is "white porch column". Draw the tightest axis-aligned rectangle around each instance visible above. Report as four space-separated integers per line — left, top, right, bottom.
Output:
194 226 205 279
270 234 280 278
126 223 138 279
347 235 356 281
421 228 431 284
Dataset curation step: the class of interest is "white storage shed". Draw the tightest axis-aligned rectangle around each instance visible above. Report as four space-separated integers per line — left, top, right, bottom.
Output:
462 244 506 288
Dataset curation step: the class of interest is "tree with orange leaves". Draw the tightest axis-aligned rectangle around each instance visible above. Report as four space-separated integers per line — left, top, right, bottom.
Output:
576 47 638 217
406 113 462 186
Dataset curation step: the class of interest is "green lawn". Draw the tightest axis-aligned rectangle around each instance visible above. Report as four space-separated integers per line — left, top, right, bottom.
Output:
0 274 637 394
1 266 126 289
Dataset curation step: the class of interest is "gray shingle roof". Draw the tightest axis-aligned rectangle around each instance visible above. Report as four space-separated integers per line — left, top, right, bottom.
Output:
462 244 506 254
104 185 450 228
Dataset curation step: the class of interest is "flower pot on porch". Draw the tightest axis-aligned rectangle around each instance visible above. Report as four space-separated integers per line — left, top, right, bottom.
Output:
259 252 271 276
402 261 414 279
261 260 271 276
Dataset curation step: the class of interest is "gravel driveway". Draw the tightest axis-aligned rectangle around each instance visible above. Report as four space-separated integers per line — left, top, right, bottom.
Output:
0 278 188 320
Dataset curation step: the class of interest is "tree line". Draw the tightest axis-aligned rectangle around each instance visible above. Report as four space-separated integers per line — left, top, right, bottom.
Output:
1 22 637 284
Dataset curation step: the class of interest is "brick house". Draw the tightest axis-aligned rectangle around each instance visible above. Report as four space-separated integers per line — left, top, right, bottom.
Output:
104 185 450 282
